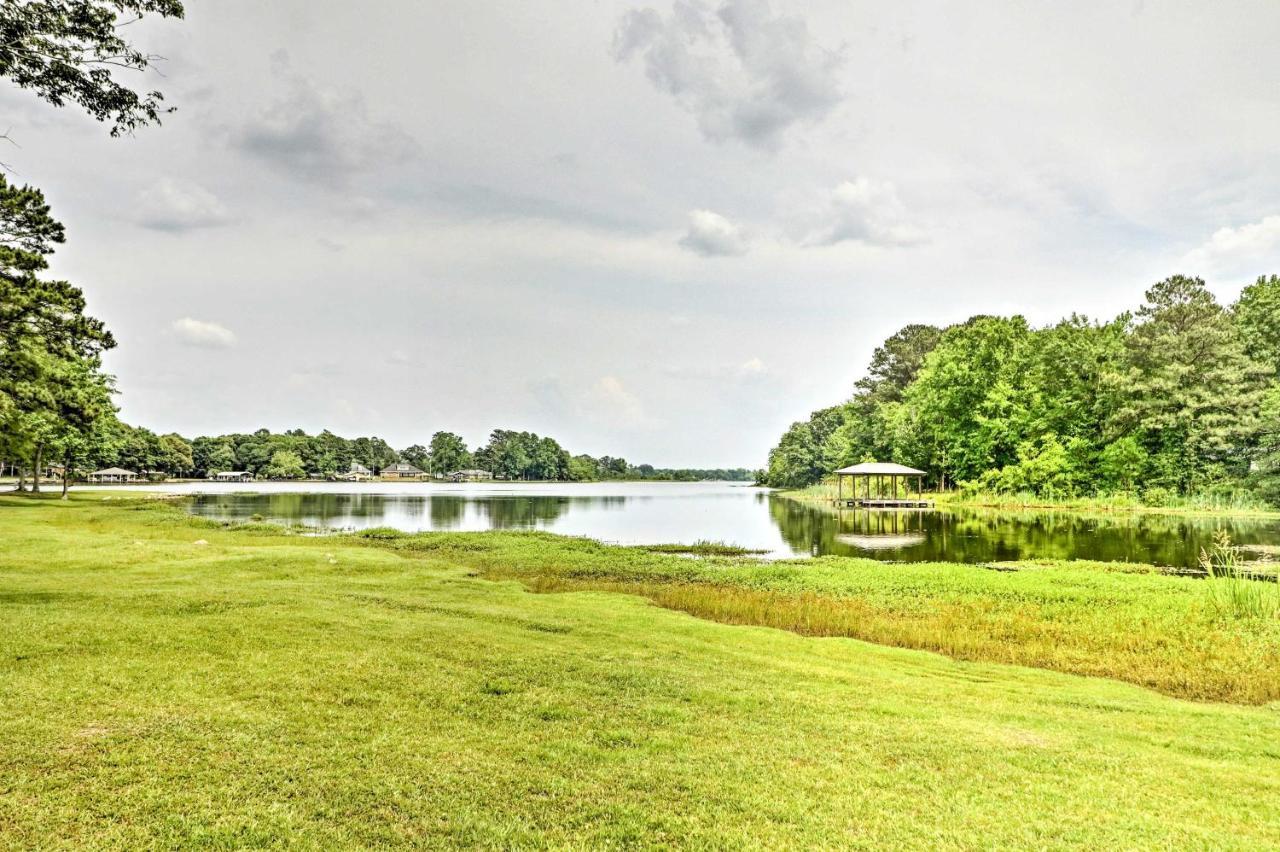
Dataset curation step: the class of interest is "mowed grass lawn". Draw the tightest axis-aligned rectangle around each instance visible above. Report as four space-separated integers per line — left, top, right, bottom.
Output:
1 495 1278 848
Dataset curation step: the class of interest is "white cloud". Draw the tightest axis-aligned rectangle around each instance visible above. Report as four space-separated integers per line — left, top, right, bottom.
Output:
613 0 843 150
1181 215 1280 276
585 376 649 428
171 317 237 349
739 356 766 374
135 179 233 232
679 209 749 256
238 72 417 187
809 178 925 248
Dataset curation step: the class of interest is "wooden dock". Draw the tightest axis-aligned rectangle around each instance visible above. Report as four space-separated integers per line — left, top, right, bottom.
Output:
833 498 934 509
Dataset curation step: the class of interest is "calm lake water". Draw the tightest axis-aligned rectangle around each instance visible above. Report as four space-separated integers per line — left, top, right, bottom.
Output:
120 480 1280 567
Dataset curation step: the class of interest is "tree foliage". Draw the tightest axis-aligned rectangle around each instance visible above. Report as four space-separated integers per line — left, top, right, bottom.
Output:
0 0 185 135
762 275 1277 503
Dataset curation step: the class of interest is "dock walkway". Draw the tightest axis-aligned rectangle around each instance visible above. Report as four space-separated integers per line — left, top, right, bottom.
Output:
833 498 934 509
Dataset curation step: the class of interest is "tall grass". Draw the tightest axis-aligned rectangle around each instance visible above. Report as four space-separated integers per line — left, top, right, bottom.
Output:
1200 531 1280 621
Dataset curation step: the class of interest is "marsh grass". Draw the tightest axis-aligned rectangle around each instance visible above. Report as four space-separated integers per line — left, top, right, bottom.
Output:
639 540 770 556
1201 531 1280 621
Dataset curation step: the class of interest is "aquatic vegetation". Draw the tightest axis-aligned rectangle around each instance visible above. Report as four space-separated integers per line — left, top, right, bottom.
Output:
639 540 770 556
1200 532 1280 621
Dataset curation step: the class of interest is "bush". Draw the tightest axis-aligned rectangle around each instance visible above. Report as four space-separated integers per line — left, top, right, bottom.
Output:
1141 486 1173 507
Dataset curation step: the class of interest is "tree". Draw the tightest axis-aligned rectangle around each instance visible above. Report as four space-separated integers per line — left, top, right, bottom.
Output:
428 431 471 475
1234 274 1280 377
1112 276 1267 492
1254 386 1280 503
855 324 943 403
903 315 1031 485
194 439 237 476
264 450 305 480
0 1 185 136
401 444 430 470
0 176 116 490
763 419 823 488
158 433 193 477
1098 436 1148 493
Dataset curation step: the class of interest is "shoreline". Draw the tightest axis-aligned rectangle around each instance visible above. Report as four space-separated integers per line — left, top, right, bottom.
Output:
774 485 1280 521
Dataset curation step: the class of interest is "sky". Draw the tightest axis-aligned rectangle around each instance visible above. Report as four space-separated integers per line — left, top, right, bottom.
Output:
6 0 1280 467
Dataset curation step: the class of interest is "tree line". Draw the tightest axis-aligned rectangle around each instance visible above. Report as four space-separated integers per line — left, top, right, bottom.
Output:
762 275 1280 505
3 421 753 484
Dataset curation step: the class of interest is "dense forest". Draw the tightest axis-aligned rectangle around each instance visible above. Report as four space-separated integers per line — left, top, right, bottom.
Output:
15 422 753 483
763 275 1280 505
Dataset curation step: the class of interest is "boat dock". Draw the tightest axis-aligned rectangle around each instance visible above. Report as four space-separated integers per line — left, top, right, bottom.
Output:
834 498 934 509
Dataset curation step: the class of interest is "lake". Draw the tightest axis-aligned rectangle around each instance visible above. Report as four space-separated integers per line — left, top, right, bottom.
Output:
115 480 1280 567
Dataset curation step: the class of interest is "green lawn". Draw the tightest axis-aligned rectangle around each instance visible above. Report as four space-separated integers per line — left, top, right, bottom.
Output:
2 494 1278 848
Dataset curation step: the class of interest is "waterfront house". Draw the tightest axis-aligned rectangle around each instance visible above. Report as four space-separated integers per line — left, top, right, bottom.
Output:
382 462 426 480
212 471 255 482
448 469 494 482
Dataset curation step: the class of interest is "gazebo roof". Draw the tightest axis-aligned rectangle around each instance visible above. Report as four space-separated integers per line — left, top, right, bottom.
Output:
835 462 926 476
91 467 137 476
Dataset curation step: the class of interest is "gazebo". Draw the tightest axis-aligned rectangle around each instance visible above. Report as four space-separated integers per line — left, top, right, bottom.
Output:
87 467 138 483
833 462 931 508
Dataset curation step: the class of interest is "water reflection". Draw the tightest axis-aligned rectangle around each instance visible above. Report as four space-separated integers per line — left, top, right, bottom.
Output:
180 484 1280 567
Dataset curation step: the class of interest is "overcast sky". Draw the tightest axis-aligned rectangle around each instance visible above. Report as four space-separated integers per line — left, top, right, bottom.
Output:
7 0 1280 466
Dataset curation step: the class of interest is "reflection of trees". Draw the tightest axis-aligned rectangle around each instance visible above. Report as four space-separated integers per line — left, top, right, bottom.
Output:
766 496 1280 567
429 496 466 529
477 496 572 529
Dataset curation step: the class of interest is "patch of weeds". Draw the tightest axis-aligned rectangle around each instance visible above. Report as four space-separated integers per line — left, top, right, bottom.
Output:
640 540 770 557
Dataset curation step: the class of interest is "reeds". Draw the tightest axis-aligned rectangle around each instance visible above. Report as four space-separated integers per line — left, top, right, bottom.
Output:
1200 531 1280 621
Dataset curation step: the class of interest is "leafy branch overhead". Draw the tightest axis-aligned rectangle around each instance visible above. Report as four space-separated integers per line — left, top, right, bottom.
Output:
0 0 185 135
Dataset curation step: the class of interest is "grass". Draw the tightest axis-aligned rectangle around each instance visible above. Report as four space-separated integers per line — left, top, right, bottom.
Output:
1 494 1279 847
638 540 771 556
780 482 1280 518
1201 532 1280 621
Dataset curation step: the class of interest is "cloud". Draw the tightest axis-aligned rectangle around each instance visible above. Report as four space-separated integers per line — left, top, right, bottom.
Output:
584 376 653 428
237 73 417 187
170 318 237 349
135 179 233 232
613 0 843 150
1181 215 1280 276
809 177 924 247
739 356 766 374
679 209 749 256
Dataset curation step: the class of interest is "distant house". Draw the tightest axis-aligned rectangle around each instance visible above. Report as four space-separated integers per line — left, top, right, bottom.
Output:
448 469 494 482
381 462 426 480
88 467 138 483
349 462 372 476
211 471 254 482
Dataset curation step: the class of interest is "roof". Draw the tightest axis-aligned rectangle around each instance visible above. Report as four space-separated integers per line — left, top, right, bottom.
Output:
91 467 137 476
214 471 249 476
835 462 926 476
385 462 423 473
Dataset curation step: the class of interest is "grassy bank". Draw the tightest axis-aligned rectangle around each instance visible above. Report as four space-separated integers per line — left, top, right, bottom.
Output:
2 494 1279 847
781 481 1280 518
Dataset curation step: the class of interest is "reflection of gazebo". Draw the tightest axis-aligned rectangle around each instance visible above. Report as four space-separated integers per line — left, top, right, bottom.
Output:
834 462 931 508
835 533 927 550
